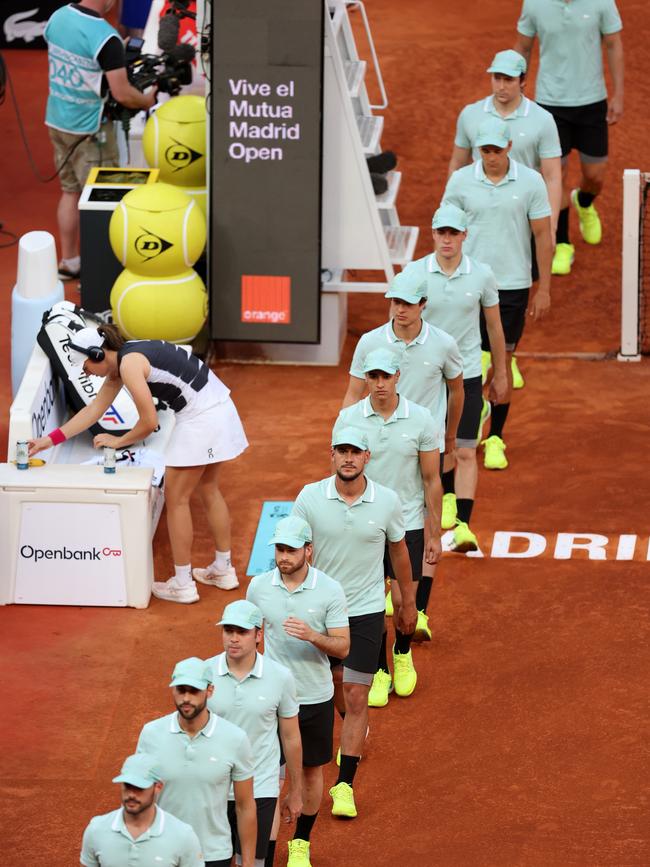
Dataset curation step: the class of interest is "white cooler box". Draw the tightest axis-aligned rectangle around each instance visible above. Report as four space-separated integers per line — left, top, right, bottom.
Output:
2 344 176 608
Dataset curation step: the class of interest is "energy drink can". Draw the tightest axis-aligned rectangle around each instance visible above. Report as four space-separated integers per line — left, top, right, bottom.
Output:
16 441 29 470
103 446 117 474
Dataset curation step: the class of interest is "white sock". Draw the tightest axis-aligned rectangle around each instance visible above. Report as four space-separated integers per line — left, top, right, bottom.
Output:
62 255 80 270
214 550 231 571
174 564 192 586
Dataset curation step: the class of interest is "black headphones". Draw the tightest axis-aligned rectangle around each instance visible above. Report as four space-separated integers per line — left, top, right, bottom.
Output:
68 341 105 363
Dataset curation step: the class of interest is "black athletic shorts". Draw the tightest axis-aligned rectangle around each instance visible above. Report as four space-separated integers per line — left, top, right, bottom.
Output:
280 697 335 767
383 528 424 581
538 99 608 160
205 861 232 867
531 235 539 284
330 610 385 674
227 796 277 860
480 288 530 351
456 375 483 448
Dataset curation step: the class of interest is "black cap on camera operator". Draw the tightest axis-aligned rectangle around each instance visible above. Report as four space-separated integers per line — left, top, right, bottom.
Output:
44 1 157 281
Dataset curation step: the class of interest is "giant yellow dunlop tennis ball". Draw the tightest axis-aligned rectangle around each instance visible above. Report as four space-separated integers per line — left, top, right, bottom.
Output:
109 183 206 277
110 268 208 343
143 95 207 187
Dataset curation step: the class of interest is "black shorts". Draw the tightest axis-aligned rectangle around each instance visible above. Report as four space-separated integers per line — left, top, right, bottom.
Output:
538 99 608 161
531 235 539 284
456 375 483 448
383 528 424 581
227 796 277 860
480 288 529 351
280 698 334 767
205 860 232 867
330 610 385 674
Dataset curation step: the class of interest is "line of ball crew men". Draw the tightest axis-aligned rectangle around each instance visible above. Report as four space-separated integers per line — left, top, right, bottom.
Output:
81 46 577 867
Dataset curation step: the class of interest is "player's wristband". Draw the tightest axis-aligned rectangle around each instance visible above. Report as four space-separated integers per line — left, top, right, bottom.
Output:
47 428 66 445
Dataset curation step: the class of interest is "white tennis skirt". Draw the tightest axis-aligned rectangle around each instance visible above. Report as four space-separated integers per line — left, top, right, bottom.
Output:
165 397 249 467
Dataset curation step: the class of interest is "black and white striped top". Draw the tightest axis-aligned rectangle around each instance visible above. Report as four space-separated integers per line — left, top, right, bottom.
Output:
118 340 229 416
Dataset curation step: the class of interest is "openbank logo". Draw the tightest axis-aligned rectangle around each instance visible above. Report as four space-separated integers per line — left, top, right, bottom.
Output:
20 545 123 562
241 274 291 324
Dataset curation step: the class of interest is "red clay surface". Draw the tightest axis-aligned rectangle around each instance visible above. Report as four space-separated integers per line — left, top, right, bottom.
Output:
1 1 650 865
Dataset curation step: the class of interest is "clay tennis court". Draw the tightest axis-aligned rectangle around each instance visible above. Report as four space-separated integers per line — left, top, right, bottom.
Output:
1 1 649 863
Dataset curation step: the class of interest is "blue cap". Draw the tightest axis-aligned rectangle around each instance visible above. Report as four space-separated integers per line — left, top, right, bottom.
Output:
475 117 511 149
113 753 162 788
432 203 468 231
269 516 312 548
169 657 213 690
362 348 400 375
331 426 370 450
385 269 427 304
217 599 263 630
487 49 527 77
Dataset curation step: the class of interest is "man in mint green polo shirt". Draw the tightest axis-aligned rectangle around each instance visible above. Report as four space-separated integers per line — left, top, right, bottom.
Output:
515 0 624 275
81 753 204 867
449 48 561 233
205 600 302 867
335 347 441 706
398 204 507 550
136 657 256 867
247 516 350 867
443 117 552 471
292 426 416 821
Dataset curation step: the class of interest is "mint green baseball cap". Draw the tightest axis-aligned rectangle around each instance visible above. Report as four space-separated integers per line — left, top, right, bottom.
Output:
362 348 400 375
113 753 162 788
432 203 468 231
217 599 263 630
169 657 213 690
269 515 312 548
487 49 527 78
385 269 427 304
331 426 370 450
475 117 512 149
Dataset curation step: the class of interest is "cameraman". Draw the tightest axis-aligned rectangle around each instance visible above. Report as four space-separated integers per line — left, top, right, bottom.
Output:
45 1 156 281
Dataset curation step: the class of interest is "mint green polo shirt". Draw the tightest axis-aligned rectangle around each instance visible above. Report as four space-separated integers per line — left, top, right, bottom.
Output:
247 566 349 704
81 807 203 867
455 96 561 170
443 158 551 291
292 476 404 617
205 652 298 799
401 254 498 379
136 712 253 862
334 397 439 531
517 0 622 107
349 319 462 449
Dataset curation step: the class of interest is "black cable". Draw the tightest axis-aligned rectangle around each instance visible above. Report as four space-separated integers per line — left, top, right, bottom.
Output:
0 224 19 249
0 49 90 183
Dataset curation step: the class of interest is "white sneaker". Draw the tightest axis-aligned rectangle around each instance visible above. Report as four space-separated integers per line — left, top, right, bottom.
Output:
151 578 200 604
192 565 239 590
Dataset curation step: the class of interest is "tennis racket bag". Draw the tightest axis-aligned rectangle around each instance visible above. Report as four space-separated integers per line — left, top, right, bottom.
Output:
36 301 140 436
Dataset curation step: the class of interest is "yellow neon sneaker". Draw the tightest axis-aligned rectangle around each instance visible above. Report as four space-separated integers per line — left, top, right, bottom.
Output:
478 397 491 440
452 520 478 553
412 609 432 642
368 669 392 707
287 839 312 867
482 435 508 470
392 647 417 697
511 356 524 390
571 188 602 244
481 350 492 385
441 492 457 530
330 782 357 818
552 242 575 275
385 584 393 617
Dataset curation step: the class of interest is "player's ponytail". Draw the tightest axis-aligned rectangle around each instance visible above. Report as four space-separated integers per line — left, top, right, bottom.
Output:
97 323 126 351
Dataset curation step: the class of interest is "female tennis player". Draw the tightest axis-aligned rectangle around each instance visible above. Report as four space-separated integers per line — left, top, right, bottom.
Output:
28 324 248 604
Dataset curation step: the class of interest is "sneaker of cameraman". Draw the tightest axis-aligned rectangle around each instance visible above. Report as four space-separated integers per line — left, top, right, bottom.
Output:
45 1 156 281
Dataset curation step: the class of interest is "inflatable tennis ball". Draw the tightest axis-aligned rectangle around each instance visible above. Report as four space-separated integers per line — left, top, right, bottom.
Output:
143 96 207 187
110 268 208 343
184 187 208 222
109 183 206 277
